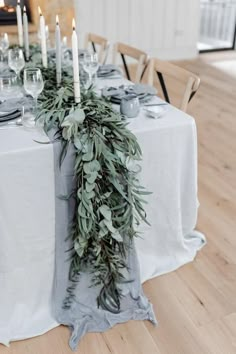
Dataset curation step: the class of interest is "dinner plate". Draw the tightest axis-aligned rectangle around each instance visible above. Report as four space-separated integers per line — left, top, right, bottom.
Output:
0 109 22 122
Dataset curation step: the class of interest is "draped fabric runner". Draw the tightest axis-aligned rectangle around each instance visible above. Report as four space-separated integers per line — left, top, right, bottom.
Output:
52 138 157 351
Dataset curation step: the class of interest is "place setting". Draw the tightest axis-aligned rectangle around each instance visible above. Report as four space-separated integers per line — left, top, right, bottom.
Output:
0 66 44 129
97 63 123 79
101 83 169 119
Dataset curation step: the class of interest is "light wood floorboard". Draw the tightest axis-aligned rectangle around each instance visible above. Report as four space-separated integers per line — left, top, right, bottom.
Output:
1 52 236 354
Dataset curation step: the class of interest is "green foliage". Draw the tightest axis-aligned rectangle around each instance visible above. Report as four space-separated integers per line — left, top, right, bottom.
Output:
36 64 150 313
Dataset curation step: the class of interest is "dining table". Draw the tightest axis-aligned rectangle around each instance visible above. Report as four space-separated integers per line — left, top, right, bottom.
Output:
0 75 205 346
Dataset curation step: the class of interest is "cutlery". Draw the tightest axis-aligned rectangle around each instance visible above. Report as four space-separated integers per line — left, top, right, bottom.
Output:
144 103 168 107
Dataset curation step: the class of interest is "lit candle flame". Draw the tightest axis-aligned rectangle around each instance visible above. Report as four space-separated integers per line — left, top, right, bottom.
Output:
72 18 76 30
23 5 26 12
56 15 59 25
17 0 20 5
0 0 5 8
38 6 42 16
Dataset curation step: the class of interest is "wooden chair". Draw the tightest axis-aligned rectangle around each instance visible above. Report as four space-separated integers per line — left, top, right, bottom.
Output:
84 33 110 64
112 42 148 83
146 58 200 112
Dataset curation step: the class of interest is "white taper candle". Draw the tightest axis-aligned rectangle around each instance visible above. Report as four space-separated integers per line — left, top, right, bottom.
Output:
55 15 62 85
16 0 24 47
23 6 30 61
38 7 48 68
72 19 81 103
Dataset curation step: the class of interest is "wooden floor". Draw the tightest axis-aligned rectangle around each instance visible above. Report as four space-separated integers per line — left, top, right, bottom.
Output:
1 52 236 354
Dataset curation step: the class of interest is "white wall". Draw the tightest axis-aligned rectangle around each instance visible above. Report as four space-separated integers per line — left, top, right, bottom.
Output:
74 0 200 60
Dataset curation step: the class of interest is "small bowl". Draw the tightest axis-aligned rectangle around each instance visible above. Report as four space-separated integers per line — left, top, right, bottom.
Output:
144 106 167 119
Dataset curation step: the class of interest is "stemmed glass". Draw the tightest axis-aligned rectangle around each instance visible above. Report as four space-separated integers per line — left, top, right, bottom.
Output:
8 48 25 80
0 33 9 54
23 68 44 126
82 53 99 86
38 25 50 47
61 36 70 63
0 33 9 71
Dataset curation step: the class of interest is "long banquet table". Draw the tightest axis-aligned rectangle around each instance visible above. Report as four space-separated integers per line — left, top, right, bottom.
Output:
0 77 205 345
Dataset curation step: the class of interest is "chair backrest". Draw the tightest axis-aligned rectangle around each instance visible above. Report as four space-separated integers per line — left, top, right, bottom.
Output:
147 58 200 112
112 42 148 83
84 33 110 64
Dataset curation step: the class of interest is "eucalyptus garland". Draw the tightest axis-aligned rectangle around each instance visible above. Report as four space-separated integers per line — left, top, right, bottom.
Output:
34 60 150 313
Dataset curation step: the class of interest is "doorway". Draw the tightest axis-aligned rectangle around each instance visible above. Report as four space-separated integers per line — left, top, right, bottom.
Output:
198 0 236 52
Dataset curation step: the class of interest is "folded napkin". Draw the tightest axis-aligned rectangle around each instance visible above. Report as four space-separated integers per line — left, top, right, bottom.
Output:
98 64 122 78
102 84 157 104
126 84 157 96
0 96 33 112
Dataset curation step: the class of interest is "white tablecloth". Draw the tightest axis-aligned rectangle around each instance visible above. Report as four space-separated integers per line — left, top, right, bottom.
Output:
0 83 205 345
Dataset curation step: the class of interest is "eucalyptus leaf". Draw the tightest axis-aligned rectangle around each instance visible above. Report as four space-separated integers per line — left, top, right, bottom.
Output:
82 150 94 162
74 108 86 124
99 205 112 221
86 182 96 193
74 137 82 151
86 172 98 184
83 160 101 174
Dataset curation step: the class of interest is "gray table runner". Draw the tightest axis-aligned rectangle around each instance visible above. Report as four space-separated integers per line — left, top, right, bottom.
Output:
52 138 157 351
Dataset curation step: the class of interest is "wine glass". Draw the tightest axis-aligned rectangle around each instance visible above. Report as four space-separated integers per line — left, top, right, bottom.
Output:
62 36 68 49
82 53 99 86
61 36 70 63
0 34 9 71
23 68 44 126
0 33 9 54
38 25 50 47
8 48 25 79
38 25 49 40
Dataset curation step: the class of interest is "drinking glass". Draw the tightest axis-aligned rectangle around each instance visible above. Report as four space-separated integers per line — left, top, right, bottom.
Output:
82 53 99 86
62 36 68 49
0 52 6 72
0 73 19 101
61 36 70 63
120 94 140 118
0 33 9 54
0 34 9 72
8 48 25 79
37 25 49 41
23 68 44 126
38 25 50 47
